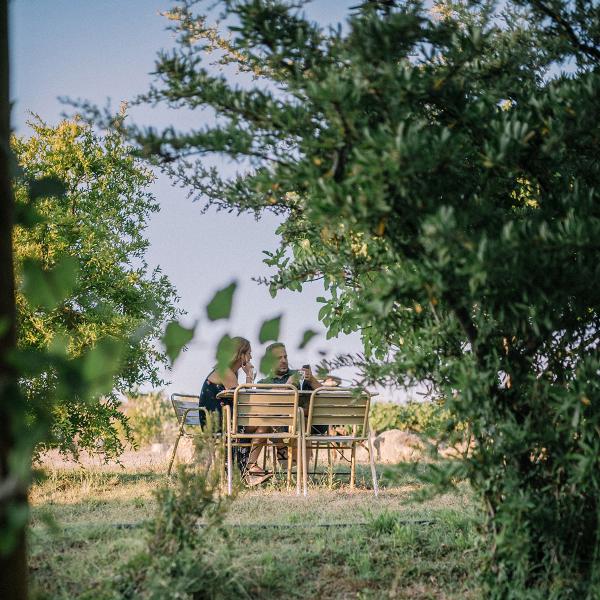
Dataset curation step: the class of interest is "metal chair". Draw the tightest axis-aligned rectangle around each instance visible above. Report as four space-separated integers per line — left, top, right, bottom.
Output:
300 387 378 497
223 384 303 495
167 393 224 477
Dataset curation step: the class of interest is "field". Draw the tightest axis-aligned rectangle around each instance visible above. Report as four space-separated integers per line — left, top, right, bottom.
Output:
28 451 482 599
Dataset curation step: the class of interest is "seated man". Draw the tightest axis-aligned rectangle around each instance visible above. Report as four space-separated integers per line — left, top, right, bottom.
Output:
259 343 326 462
258 342 320 389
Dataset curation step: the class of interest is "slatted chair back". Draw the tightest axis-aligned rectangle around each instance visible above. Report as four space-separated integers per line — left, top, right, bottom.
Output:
171 393 202 434
168 393 226 478
301 387 378 497
232 383 299 432
306 387 371 435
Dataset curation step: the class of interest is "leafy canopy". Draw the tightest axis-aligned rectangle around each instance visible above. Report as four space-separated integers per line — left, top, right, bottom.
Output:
79 0 600 596
12 116 182 458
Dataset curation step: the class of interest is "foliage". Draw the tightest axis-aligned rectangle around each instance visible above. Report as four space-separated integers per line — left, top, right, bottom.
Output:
107 434 244 600
12 116 181 459
121 391 175 447
91 0 600 595
370 400 452 437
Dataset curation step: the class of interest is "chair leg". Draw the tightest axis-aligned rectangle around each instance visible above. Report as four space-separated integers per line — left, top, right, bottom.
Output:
218 436 225 490
350 442 356 490
167 432 183 476
313 441 319 476
220 412 227 491
226 414 233 496
272 445 277 476
368 430 379 497
302 437 308 497
287 440 292 490
327 445 333 489
296 434 302 496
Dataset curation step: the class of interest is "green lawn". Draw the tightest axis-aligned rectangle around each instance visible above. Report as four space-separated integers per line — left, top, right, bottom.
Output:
29 462 482 599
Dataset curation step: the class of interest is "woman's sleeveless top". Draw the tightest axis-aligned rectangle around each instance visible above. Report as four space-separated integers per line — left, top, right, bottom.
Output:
199 376 225 428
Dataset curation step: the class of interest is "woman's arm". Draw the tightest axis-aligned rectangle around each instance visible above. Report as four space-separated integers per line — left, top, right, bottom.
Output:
242 361 255 384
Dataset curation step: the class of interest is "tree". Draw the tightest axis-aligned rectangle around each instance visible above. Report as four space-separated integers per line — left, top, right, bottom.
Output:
0 1 28 596
12 115 182 458
99 0 600 595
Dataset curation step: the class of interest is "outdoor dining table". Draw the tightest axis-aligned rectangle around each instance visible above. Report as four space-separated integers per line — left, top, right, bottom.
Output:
216 387 315 409
215 385 379 496
216 387 374 415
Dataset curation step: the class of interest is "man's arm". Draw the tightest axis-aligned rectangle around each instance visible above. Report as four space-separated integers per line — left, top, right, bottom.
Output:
301 367 320 390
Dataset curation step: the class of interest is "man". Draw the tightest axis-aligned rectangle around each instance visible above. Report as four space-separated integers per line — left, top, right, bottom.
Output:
259 342 327 451
258 342 320 389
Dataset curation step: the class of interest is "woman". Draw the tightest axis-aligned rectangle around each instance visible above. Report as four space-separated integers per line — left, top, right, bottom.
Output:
199 336 271 486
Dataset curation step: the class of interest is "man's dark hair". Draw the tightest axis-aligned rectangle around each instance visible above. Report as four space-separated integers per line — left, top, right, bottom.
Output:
265 342 286 354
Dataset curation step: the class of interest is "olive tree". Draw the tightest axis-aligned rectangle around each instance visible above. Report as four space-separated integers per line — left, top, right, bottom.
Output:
85 0 600 595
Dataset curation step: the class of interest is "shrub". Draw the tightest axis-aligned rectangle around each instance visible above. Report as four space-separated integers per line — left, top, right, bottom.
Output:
104 432 248 599
121 392 175 447
370 400 451 437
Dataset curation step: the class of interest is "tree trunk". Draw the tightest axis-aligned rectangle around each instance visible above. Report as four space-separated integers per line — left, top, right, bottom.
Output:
0 0 28 597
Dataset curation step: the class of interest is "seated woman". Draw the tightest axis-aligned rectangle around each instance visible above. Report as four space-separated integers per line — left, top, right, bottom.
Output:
199 336 271 486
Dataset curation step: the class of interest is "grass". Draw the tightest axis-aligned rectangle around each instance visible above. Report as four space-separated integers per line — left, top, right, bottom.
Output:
28 459 482 599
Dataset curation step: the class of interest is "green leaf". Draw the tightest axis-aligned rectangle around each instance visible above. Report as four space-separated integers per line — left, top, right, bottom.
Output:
28 176 66 200
81 339 124 396
206 281 237 321
48 334 69 358
298 329 318 349
0 503 30 554
316 363 329 378
21 257 78 310
162 321 196 363
14 203 43 228
318 304 329 320
215 334 236 377
259 315 281 344
0 317 9 338
260 350 277 377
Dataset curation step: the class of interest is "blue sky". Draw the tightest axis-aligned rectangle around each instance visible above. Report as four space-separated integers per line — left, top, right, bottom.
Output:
10 0 399 397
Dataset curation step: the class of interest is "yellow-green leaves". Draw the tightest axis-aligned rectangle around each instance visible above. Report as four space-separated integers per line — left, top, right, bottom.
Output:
206 281 237 321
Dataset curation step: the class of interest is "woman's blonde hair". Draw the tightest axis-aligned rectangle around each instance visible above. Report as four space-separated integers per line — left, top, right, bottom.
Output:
229 336 251 368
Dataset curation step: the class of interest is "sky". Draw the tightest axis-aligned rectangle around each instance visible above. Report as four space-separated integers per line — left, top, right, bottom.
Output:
10 0 410 400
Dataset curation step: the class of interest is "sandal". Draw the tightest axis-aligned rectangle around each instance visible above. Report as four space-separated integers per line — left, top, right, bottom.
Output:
244 465 273 487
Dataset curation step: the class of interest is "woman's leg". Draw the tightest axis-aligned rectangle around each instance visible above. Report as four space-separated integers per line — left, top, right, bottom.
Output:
244 426 273 485
246 426 271 470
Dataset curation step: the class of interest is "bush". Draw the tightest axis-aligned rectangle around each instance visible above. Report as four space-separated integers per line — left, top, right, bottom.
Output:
103 432 248 600
121 392 175 447
370 400 452 437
